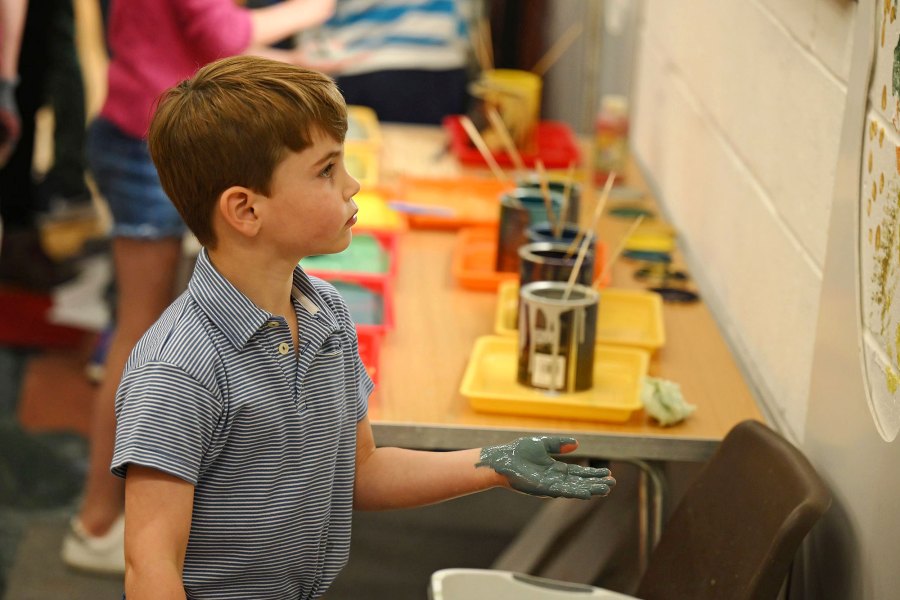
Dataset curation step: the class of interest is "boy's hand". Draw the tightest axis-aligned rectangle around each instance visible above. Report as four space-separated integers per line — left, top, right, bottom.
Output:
476 436 615 499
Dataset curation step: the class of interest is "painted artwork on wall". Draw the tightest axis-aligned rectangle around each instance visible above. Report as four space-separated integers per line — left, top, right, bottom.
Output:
859 0 900 442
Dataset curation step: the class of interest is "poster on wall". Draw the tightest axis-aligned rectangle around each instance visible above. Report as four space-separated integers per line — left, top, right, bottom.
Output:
859 0 900 442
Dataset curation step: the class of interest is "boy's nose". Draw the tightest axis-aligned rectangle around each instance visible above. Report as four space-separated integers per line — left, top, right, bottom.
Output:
346 174 361 199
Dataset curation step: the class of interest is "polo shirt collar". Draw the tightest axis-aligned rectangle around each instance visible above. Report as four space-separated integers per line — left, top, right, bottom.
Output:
188 249 339 350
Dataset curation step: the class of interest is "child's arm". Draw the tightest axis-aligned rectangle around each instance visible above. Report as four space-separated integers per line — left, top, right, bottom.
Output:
353 417 615 510
249 0 336 48
124 465 195 600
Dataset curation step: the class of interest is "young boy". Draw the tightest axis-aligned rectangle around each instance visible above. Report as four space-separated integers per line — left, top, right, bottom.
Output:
113 55 615 599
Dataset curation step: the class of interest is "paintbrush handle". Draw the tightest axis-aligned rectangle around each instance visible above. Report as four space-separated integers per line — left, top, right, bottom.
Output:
459 115 508 182
592 215 645 289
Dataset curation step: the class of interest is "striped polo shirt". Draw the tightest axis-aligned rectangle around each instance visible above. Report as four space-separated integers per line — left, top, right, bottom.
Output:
111 249 373 599
301 0 470 76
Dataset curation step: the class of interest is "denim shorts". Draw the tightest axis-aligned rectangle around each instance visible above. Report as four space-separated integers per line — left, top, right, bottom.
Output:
87 117 186 240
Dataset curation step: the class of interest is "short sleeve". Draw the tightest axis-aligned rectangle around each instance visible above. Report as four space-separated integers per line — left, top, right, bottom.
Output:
111 361 223 484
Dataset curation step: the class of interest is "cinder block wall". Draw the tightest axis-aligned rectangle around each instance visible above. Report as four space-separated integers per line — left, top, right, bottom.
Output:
631 0 856 441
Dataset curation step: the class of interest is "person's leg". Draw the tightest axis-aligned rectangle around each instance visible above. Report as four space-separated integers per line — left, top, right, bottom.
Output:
39 0 93 218
76 236 182 535
62 117 187 573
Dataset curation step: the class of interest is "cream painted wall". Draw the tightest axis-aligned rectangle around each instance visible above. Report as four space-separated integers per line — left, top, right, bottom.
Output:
631 0 856 441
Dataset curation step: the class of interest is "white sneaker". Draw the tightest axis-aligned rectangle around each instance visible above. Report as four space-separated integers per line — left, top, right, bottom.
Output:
61 513 126 575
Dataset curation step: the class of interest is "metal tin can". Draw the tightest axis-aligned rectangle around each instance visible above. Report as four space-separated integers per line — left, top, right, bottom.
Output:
517 281 599 393
496 189 564 273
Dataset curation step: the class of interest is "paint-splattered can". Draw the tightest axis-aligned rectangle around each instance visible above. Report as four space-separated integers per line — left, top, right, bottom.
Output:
517 281 599 393
516 177 581 223
496 189 564 273
518 241 594 288
525 222 584 246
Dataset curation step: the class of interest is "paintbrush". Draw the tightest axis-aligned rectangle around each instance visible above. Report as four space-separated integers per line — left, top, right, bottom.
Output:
532 23 584 77
554 161 576 238
591 215 645 289
486 106 526 175
534 159 559 236
565 171 616 257
459 115 508 181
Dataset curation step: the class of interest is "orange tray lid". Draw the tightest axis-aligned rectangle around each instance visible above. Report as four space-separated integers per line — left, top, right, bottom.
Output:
381 176 514 230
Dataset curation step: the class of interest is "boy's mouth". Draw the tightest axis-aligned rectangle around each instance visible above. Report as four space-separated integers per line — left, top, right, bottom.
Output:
346 212 358 227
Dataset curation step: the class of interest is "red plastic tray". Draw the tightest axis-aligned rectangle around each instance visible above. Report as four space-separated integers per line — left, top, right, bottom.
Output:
443 116 582 169
317 275 394 384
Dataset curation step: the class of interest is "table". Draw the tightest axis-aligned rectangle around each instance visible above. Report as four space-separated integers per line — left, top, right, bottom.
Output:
369 124 763 460
365 124 764 577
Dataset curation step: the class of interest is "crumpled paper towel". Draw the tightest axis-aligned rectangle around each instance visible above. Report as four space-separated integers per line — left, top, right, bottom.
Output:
642 376 696 426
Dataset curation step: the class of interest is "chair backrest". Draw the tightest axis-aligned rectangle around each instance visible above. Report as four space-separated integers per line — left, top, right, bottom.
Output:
635 420 831 600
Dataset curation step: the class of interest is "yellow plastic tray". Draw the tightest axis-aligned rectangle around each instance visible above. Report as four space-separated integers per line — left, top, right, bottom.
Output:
354 191 407 232
493 280 666 353
344 143 380 186
624 220 676 253
347 105 382 145
461 336 648 422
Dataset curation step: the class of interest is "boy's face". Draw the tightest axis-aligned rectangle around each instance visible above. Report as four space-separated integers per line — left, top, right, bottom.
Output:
262 128 361 260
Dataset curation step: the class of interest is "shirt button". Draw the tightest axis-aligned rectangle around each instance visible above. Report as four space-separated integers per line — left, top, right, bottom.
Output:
278 342 290 355
267 321 280 328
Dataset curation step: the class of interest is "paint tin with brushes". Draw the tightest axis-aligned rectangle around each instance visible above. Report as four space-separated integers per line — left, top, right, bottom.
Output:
526 222 584 246
518 242 594 288
517 281 599 393
496 189 565 272
516 178 581 223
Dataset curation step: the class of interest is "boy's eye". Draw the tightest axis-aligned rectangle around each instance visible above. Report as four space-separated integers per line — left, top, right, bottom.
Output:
320 163 335 178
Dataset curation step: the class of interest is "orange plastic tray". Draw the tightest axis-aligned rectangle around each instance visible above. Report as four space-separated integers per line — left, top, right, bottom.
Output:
460 335 648 422
452 227 611 293
494 281 666 353
381 176 514 230
451 227 519 292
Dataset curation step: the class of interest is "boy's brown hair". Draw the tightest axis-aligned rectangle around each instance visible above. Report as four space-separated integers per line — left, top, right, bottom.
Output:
148 55 348 248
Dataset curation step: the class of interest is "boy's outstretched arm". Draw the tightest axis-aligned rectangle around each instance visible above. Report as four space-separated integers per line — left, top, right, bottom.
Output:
353 417 615 510
124 465 194 600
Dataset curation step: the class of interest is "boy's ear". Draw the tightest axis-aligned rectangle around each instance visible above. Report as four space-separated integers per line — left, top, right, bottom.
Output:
218 186 262 238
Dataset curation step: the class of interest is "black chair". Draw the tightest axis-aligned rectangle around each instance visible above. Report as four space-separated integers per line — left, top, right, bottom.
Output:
430 420 832 600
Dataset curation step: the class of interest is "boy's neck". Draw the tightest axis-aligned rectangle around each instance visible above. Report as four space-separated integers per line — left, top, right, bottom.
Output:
207 246 298 317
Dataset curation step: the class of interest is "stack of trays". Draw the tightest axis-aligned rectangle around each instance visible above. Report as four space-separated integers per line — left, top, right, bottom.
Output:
301 225 399 386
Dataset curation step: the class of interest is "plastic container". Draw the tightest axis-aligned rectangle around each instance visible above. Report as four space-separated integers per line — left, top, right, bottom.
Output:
353 191 407 232
301 230 398 283
451 227 519 292
460 335 648 422
494 280 666 353
327 277 394 384
443 116 581 169
594 95 629 182
384 176 514 230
